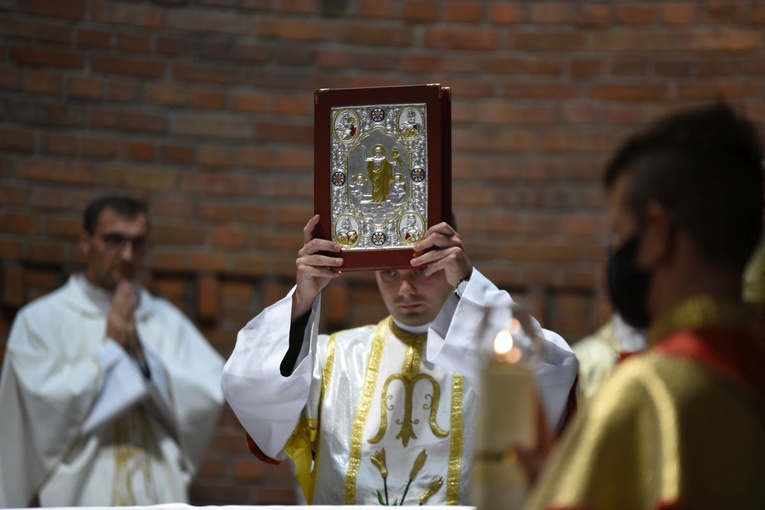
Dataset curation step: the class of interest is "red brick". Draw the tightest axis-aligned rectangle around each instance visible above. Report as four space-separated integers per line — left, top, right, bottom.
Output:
45 216 81 237
200 145 235 168
488 3 525 24
41 132 78 156
178 172 254 196
444 2 484 23
0 68 23 90
95 164 175 190
273 94 311 116
753 4 765 24
509 32 584 51
147 83 189 106
682 29 762 52
30 188 71 209
615 4 657 24
187 252 228 272
424 27 499 51
530 2 570 24
19 159 93 184
161 144 196 165
589 83 669 101
574 4 611 27
191 89 226 110
172 113 252 139
0 184 28 205
661 2 699 24
276 0 313 14
704 2 747 24
0 126 35 151
118 33 152 53
19 0 85 19
255 18 328 42
0 213 41 234
4 19 72 44
3 265 24 308
91 56 164 78
212 227 249 249
81 136 118 158
359 0 397 18
11 46 84 69
0 241 23 260
157 36 194 56
197 202 234 222
275 148 311 170
91 1 164 28
26 70 62 95
152 197 192 218
197 276 219 320
236 204 270 224
91 109 169 134
502 82 576 100
402 1 439 22
402 54 444 73
28 241 66 264
172 63 248 85
76 28 111 48
68 75 103 99
677 82 760 100
122 140 156 161
107 80 141 102
229 254 268 277
167 9 250 34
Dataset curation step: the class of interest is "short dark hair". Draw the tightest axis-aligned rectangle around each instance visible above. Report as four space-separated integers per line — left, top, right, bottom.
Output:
604 102 764 272
83 195 149 234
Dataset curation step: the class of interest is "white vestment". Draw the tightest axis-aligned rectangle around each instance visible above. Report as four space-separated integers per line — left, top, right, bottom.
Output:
0 274 225 507
221 269 579 505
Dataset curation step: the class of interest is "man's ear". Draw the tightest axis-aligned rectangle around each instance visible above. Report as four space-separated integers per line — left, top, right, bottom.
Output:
638 201 673 267
79 231 92 257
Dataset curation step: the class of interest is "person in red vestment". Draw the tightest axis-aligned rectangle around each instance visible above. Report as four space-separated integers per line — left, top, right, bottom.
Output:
526 102 765 510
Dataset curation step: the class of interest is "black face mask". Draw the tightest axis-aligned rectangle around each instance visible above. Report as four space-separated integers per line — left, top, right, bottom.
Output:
606 236 652 329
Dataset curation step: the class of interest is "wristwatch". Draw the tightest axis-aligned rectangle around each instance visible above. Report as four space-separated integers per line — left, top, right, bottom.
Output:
454 276 470 299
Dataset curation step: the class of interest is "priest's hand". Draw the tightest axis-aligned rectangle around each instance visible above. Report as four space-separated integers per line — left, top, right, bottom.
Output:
107 280 148 374
410 221 473 287
292 214 343 321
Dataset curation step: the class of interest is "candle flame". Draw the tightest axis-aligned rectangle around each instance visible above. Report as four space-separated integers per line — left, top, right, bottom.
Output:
494 330 514 355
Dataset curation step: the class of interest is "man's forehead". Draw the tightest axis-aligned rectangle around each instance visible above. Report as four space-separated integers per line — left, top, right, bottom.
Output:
95 208 148 232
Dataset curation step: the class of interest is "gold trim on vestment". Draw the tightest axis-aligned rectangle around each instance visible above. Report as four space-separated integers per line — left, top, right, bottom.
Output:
345 318 389 503
446 375 464 504
648 294 753 344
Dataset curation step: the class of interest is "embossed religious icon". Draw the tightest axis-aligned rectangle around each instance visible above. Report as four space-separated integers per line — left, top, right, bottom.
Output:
314 84 452 271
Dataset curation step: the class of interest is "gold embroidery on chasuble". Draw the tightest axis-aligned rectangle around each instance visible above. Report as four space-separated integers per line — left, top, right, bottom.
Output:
367 324 449 447
344 317 461 504
112 408 156 505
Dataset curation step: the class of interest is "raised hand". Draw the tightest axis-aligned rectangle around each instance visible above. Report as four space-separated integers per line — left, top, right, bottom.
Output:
410 222 473 287
106 280 147 374
292 214 344 320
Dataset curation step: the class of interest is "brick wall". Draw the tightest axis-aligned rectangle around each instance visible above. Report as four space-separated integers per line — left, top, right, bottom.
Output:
1 0 764 504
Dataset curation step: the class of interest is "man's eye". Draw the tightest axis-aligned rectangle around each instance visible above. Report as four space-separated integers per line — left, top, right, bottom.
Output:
381 270 397 278
415 268 428 277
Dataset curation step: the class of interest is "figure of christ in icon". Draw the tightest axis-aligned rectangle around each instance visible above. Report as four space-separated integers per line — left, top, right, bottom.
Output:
365 144 405 203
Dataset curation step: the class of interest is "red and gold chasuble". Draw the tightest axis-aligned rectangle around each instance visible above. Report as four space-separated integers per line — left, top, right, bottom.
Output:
527 295 765 510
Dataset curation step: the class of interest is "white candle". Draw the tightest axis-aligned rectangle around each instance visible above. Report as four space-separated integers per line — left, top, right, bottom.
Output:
470 327 537 510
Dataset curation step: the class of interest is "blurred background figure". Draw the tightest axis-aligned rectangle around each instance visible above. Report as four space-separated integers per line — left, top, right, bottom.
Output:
0 196 225 507
573 312 646 404
527 103 765 509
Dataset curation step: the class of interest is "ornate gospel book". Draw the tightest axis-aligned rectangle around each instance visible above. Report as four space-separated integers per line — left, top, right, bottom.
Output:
314 83 452 271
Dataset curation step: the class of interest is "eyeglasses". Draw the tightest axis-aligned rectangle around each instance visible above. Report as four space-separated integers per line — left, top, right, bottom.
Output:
97 233 148 253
